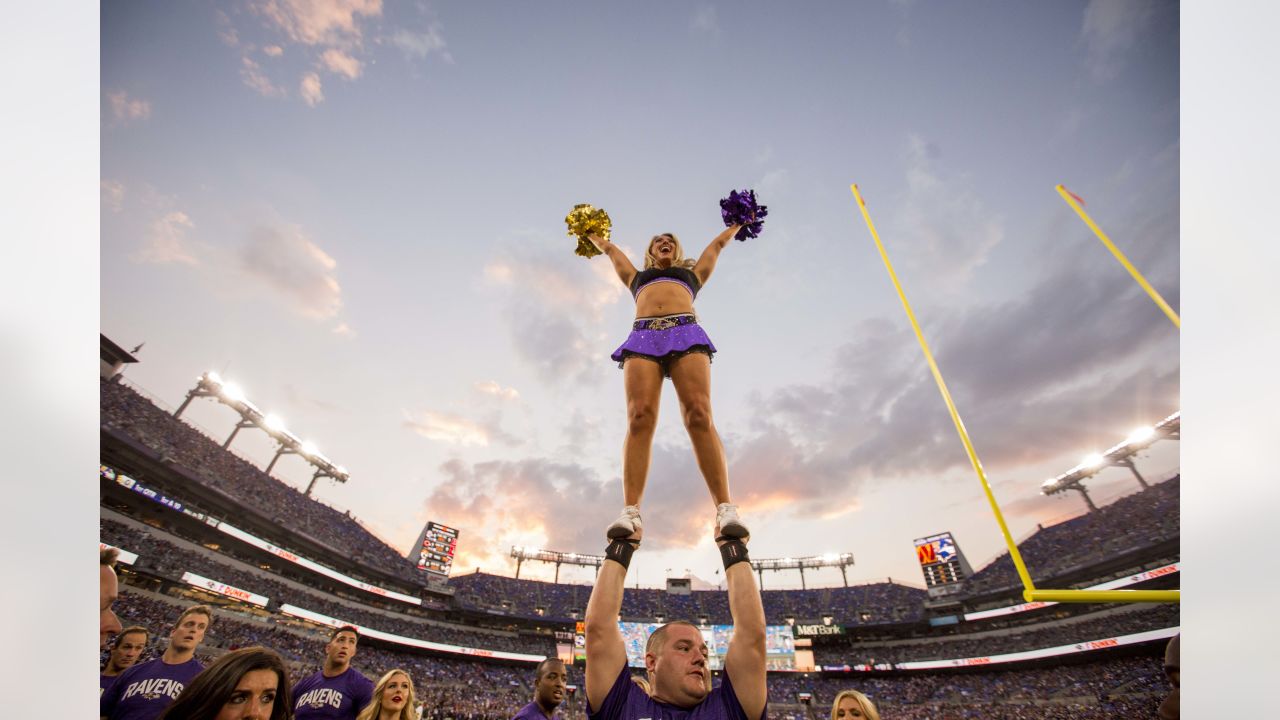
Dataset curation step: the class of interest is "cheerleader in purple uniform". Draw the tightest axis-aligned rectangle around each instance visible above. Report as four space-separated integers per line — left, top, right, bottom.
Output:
586 226 750 540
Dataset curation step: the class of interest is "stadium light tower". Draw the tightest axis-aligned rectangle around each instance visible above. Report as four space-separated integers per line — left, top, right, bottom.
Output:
752 552 855 590
510 546 604 583
1041 411 1179 509
172 371 351 496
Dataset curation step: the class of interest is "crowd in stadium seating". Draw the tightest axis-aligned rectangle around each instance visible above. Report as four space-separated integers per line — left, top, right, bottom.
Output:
101 379 422 584
963 476 1180 596
745 655 1166 719
101 374 1179 718
815 604 1178 665
103 518 556 656
114 589 1167 719
449 570 928 627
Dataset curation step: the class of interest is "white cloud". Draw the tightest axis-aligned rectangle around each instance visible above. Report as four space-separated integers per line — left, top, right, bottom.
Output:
238 223 343 319
757 169 790 198
482 240 628 383
263 45 284 57
332 321 353 336
135 211 198 265
321 48 362 79
403 410 492 447
106 91 151 124
474 381 519 401
388 25 453 63
1081 0 1157 81
216 10 239 46
691 6 720 35
101 180 125 213
890 133 1004 293
252 0 382 46
300 72 324 106
241 57 287 98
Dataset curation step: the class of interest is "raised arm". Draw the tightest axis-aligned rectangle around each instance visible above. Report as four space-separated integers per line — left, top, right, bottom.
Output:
585 529 640 712
691 225 743 286
720 531 767 720
589 234 639 288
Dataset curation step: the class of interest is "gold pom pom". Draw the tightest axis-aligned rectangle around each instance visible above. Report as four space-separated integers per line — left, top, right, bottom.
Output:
566 203 611 258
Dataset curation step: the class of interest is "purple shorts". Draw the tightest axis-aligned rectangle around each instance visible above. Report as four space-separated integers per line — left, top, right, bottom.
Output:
611 314 716 377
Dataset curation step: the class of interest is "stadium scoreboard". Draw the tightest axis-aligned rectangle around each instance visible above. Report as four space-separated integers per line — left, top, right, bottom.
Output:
913 531 973 598
410 521 459 577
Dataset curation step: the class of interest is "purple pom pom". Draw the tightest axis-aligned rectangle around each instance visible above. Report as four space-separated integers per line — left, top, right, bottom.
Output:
719 189 768 241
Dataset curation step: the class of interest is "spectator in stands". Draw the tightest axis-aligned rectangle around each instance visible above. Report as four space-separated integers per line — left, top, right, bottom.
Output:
292 625 374 720
585 523 766 720
155 645 292 720
356 669 417 720
513 658 568 719
101 547 124 648
102 626 151 696
830 690 879 720
1158 634 1179 719
101 604 213 720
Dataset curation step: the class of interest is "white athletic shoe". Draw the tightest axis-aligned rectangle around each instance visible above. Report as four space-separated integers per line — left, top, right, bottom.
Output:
716 503 749 539
607 505 643 539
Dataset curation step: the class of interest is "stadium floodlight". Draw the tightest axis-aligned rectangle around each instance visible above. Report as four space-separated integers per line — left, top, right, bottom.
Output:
220 382 246 404
1041 479 1057 489
172 370 351 495
1081 453 1105 468
753 552 856 590
1126 426 1155 444
510 545 605 582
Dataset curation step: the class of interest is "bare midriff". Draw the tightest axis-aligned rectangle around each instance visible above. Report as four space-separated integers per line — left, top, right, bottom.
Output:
635 282 695 318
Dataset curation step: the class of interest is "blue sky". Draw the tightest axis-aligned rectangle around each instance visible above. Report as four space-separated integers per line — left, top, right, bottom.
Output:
100 0 1180 589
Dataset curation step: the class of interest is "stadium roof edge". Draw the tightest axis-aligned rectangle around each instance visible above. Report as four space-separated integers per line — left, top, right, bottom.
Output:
101 333 140 365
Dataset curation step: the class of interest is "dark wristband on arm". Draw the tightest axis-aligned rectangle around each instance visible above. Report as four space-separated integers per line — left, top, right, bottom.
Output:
605 539 638 569
718 536 750 570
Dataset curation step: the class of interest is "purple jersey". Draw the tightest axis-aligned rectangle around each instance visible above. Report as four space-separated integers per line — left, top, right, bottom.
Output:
100 656 204 720
100 673 120 696
513 700 558 720
587 667 762 720
292 666 375 720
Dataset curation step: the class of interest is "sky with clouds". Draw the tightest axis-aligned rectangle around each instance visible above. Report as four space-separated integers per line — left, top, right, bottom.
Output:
101 0 1179 590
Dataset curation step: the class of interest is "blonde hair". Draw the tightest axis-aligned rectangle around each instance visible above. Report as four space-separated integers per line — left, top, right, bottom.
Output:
357 669 417 720
630 675 651 695
643 234 696 270
830 689 880 720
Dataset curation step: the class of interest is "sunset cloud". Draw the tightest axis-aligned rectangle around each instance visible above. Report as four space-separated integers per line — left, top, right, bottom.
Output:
106 91 152 124
238 223 343 319
134 211 198 265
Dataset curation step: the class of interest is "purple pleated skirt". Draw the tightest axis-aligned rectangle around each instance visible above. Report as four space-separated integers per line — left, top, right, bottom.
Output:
611 314 717 369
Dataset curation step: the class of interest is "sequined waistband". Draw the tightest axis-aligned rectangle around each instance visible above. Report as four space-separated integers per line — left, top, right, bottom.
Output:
632 314 697 331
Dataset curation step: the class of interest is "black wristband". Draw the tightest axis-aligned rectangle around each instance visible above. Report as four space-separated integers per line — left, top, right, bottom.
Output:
719 538 749 570
605 539 638 570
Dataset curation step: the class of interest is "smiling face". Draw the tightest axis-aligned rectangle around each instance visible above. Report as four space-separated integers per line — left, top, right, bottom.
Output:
213 668 279 720
645 234 683 269
645 623 710 708
535 659 567 710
